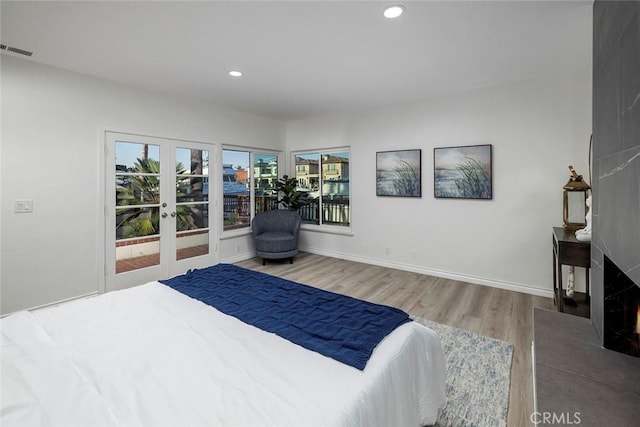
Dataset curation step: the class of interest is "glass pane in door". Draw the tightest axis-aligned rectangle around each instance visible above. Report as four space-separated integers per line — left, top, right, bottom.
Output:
175 148 209 260
115 141 161 273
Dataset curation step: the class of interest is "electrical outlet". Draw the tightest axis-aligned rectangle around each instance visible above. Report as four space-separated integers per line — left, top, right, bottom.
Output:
15 199 33 213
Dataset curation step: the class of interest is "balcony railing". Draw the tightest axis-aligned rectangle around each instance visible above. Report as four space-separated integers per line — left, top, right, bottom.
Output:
223 195 278 230
223 195 350 229
299 198 350 226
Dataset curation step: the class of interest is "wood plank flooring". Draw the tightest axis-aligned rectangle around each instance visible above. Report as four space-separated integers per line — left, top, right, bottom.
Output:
236 252 555 427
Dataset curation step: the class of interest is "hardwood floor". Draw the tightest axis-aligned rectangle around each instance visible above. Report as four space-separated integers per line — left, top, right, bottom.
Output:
236 252 555 427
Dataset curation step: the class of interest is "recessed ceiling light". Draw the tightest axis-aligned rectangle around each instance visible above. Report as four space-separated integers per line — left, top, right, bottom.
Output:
383 5 405 19
229 70 243 77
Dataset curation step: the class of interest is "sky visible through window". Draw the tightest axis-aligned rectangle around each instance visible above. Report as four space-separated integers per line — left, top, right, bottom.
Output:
115 143 304 173
115 142 208 172
222 150 249 170
115 142 159 170
295 152 348 161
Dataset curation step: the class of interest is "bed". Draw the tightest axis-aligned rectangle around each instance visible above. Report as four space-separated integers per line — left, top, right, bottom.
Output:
1 264 446 427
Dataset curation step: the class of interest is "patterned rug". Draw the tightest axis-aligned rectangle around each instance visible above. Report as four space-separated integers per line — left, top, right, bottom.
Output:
413 317 514 427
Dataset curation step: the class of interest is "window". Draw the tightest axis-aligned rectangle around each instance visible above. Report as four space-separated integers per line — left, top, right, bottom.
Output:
222 148 279 232
293 149 350 227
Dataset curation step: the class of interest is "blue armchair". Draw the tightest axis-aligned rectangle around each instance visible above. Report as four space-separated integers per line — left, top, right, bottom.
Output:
251 209 302 265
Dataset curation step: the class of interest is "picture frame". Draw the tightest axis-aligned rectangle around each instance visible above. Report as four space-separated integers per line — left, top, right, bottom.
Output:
433 144 492 199
376 149 422 197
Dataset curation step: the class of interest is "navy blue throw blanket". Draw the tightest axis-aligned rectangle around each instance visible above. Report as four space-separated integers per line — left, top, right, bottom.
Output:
160 264 411 370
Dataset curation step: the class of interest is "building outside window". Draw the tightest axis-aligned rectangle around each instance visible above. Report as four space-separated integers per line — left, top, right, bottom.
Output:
293 149 350 227
222 148 279 232
253 153 279 215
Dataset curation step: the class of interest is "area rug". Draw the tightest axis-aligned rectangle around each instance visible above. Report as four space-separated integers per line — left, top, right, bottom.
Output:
413 317 514 427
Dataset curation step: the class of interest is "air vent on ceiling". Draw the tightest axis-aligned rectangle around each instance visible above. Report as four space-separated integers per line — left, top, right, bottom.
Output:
0 44 33 57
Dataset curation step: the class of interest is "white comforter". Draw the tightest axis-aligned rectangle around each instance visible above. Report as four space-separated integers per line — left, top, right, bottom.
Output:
1 282 446 427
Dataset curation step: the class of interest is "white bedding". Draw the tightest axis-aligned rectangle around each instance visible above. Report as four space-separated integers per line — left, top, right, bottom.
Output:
1 281 446 427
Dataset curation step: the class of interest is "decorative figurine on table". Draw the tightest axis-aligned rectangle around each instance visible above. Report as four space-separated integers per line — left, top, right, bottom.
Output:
566 192 592 299
575 194 592 242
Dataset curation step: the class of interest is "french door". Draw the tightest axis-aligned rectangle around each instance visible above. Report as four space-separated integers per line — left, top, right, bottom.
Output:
105 132 216 292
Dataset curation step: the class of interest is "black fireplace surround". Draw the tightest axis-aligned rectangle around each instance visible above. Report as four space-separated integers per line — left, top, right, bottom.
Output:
591 0 640 351
603 256 640 358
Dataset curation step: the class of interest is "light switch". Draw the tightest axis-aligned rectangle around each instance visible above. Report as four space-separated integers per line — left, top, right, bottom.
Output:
15 199 33 213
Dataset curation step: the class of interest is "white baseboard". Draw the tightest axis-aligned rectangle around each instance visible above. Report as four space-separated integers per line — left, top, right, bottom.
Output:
299 246 554 298
221 252 256 264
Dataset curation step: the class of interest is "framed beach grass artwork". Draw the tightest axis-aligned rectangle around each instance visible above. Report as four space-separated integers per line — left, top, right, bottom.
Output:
434 144 492 199
376 149 421 197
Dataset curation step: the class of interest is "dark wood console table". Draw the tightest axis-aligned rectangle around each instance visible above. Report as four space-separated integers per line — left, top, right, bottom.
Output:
552 227 590 316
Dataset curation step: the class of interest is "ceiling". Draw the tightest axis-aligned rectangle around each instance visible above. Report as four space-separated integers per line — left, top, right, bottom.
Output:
1 0 592 121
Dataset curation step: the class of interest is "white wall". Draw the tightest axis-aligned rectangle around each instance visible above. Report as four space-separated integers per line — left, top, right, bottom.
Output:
288 70 592 296
1 55 590 314
1 56 285 314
